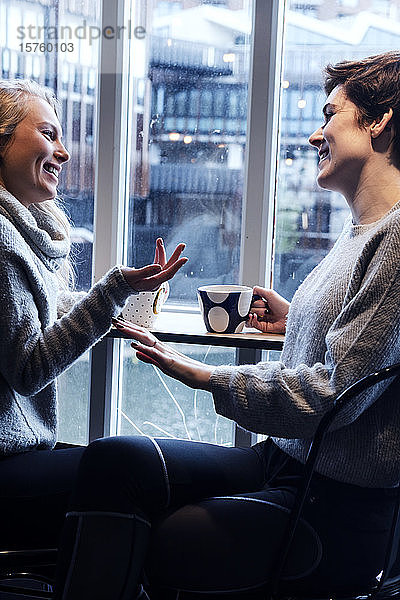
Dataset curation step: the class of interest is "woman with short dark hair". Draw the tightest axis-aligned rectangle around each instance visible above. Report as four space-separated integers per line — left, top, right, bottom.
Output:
92 51 400 598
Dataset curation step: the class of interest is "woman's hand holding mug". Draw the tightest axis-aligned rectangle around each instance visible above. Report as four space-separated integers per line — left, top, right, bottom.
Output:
247 286 289 334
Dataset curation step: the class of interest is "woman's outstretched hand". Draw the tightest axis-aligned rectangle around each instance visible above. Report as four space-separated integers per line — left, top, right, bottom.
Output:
246 286 290 334
121 238 187 292
112 317 213 390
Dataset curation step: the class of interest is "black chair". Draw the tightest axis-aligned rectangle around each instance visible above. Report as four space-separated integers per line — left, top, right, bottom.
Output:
2 364 400 599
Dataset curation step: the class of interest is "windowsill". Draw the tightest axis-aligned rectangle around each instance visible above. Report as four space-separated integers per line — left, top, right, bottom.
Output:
163 302 201 314
111 310 285 350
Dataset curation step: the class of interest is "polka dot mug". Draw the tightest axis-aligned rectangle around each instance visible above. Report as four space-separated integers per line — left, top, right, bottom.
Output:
197 285 253 334
121 282 169 328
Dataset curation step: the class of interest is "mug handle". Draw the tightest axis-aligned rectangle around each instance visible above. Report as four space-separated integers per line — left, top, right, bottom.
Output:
163 281 170 302
248 294 270 321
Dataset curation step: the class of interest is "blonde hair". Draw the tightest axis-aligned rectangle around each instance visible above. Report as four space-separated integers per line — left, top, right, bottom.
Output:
0 79 74 289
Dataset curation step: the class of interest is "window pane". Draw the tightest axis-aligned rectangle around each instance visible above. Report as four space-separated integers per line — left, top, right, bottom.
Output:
57 352 90 445
118 342 235 445
125 0 253 304
0 0 100 443
274 1 400 300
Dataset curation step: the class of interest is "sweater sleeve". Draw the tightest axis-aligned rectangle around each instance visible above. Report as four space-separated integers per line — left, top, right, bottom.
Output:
57 289 88 317
0 246 133 396
210 220 400 438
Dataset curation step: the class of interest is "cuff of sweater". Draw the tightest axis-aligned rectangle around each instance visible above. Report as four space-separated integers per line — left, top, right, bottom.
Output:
209 366 239 422
117 265 141 296
96 265 135 311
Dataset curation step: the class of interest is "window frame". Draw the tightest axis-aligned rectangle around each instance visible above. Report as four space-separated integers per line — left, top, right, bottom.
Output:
87 0 285 445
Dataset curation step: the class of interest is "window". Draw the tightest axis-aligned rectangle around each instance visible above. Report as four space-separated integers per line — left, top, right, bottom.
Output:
273 0 400 301
56 0 100 443
119 342 234 444
125 0 253 305
116 0 253 444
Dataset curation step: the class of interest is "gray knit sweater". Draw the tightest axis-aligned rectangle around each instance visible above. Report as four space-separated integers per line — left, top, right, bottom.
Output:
211 201 400 488
0 187 133 456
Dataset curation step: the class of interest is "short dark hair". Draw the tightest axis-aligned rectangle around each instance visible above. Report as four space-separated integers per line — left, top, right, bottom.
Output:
324 51 400 167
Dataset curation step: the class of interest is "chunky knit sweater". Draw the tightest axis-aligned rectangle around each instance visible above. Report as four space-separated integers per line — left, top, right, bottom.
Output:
0 187 133 456
211 201 400 488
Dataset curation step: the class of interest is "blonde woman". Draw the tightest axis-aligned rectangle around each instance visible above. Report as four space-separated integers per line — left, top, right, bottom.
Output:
0 79 186 600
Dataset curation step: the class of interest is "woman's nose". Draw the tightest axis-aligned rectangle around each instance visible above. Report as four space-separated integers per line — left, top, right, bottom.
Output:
54 141 70 164
308 126 323 148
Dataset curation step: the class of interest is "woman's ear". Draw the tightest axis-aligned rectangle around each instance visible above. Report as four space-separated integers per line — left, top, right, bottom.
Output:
370 108 393 138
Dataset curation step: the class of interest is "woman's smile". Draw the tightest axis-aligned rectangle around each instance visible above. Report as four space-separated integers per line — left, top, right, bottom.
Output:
43 162 60 180
318 146 330 165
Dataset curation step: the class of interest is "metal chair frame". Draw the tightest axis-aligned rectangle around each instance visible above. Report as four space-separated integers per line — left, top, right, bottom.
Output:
0 548 56 598
2 364 400 599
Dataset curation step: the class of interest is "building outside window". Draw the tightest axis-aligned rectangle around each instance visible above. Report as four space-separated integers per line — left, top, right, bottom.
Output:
1 0 400 444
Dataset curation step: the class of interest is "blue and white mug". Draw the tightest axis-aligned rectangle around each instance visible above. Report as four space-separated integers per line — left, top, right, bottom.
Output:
197 285 253 334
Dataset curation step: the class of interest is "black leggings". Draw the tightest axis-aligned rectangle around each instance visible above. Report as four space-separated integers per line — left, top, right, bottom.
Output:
0 437 397 598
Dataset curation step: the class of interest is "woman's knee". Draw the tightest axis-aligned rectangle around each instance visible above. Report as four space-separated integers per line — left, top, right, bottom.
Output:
79 436 156 473
69 436 170 514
